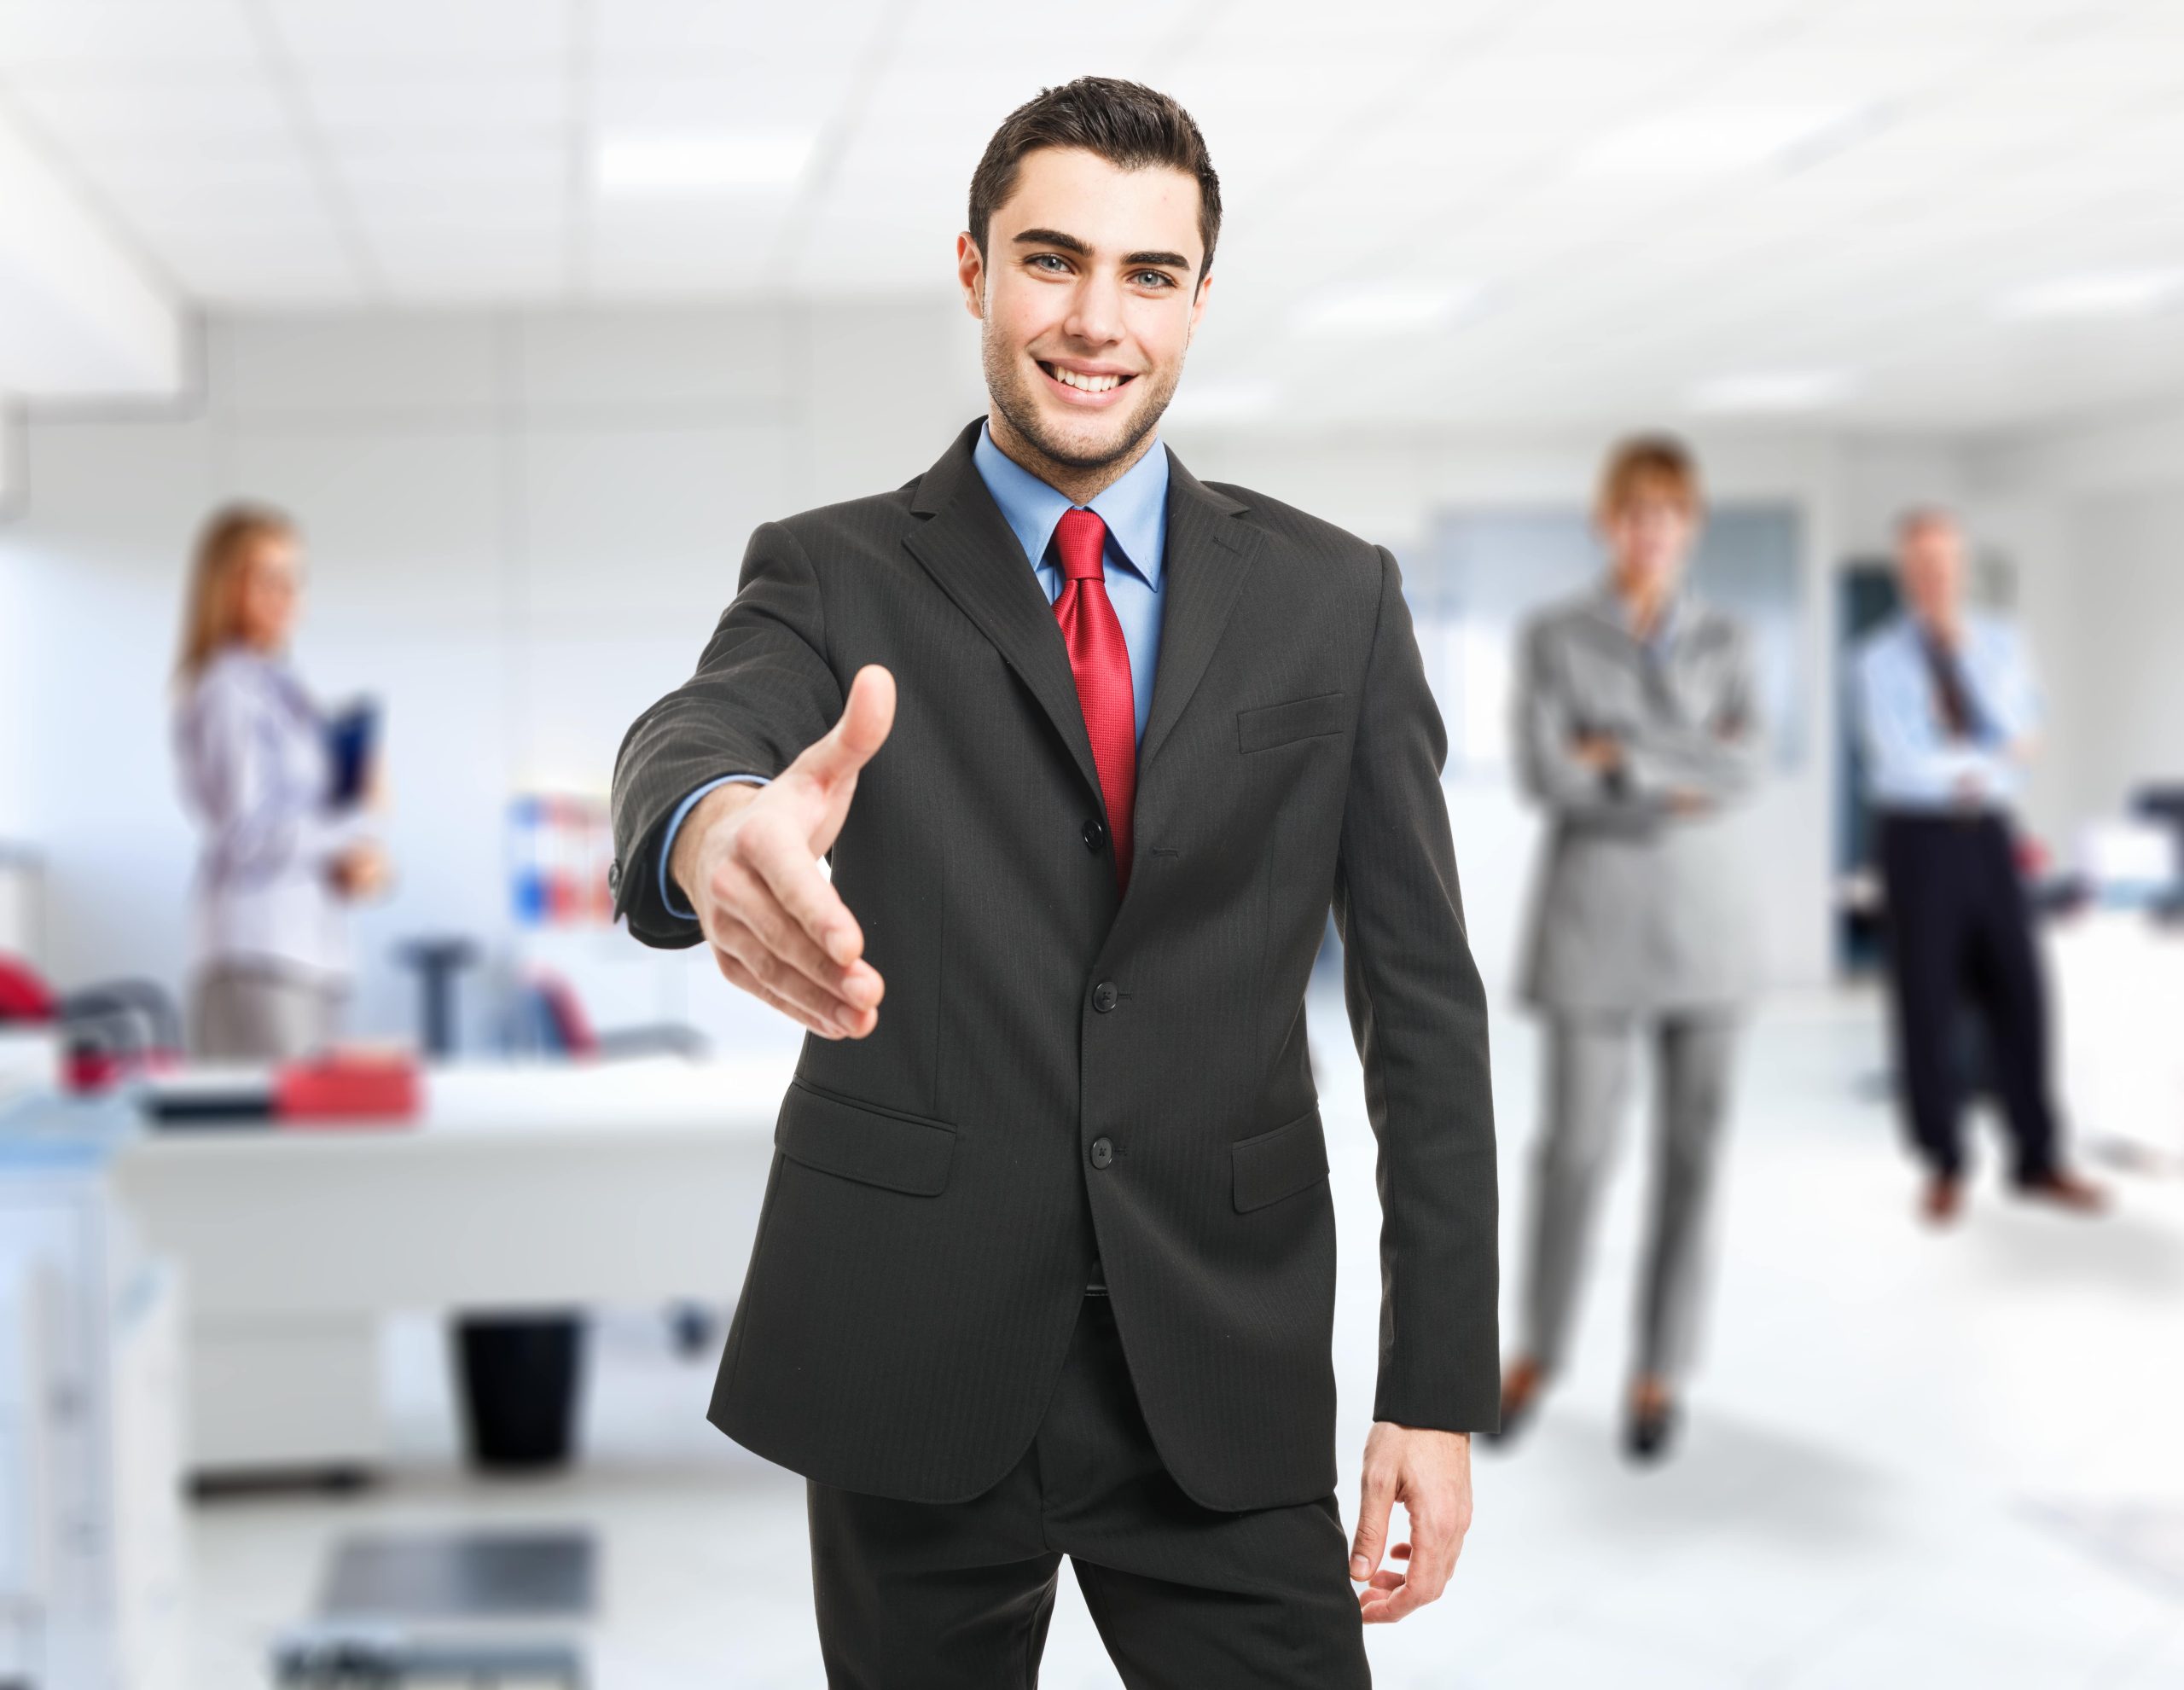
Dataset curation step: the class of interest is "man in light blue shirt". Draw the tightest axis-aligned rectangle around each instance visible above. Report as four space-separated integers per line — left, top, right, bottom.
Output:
1854 581 2038 813
1850 508 2105 1223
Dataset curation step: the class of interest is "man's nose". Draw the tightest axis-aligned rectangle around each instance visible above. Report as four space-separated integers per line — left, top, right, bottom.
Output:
1064 274 1125 346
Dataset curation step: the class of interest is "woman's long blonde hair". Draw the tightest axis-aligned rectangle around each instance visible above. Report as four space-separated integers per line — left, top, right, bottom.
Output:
175 502 297 684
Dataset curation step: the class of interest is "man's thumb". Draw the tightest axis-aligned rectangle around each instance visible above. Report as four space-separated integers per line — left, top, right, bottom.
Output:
804 665 896 782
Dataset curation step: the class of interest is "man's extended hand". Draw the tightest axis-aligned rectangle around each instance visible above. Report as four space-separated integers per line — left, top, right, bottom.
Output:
1350 1421 1473 1623
671 664 895 1040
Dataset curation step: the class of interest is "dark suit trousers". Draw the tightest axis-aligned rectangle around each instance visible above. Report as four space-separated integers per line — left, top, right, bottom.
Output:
1878 810 2059 1183
806 1295 1370 1689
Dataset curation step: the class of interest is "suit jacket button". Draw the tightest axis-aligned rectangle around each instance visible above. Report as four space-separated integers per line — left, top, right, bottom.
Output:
607 859 623 895
1092 980 1118 1013
1082 817 1107 853
1089 1136 1114 1170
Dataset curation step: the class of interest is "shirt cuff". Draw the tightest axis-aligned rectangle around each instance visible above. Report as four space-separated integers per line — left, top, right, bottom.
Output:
659 775 771 920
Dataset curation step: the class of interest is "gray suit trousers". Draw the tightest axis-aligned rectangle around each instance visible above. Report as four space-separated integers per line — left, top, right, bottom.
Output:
1521 1013 1739 1382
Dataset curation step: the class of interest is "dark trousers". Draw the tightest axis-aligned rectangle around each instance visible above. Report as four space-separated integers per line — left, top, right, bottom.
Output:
1877 811 2059 1183
806 1295 1370 1689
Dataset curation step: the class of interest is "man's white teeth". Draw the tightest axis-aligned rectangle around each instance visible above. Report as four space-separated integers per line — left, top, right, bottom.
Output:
1054 368 1123 392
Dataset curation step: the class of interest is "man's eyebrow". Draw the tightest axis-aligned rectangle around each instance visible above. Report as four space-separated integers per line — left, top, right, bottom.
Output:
1013 227 1090 256
1009 229 1195 272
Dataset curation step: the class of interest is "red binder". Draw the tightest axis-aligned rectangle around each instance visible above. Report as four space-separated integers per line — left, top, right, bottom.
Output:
274 1052 421 1125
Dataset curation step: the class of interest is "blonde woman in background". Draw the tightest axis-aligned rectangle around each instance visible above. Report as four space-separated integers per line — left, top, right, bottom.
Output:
1493 437 1763 1464
173 503 389 1060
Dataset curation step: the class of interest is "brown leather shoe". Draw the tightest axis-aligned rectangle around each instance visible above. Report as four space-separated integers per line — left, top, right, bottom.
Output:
1484 1356 1545 1447
2016 1168 2110 1214
1921 1173 1964 1226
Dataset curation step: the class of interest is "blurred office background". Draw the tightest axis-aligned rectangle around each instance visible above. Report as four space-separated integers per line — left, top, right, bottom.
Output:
2 2 2182 1687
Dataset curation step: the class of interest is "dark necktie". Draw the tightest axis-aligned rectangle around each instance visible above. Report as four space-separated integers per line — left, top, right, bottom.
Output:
1920 634 1983 741
1051 508 1136 891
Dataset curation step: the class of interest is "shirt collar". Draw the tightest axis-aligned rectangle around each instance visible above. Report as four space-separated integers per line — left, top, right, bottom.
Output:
973 419 1169 589
1589 580 1683 648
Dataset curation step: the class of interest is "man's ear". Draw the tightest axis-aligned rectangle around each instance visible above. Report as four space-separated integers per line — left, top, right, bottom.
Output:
956 232 986 321
1188 268 1213 337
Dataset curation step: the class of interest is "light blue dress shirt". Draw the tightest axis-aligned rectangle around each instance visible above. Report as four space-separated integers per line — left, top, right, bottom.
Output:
658 423 1170 917
1852 612 2040 812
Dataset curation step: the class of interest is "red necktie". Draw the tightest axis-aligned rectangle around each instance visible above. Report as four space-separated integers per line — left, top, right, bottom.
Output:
1052 508 1136 891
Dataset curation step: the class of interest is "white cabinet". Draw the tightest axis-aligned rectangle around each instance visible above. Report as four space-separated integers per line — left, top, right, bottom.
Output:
0 1101 186 1690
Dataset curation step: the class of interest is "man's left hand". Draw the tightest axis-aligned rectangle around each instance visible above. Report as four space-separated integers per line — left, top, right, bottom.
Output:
1350 1421 1473 1623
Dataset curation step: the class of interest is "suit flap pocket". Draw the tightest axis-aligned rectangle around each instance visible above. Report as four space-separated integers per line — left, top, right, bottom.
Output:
775 1079 957 1197
1238 691 1346 754
1232 1108 1330 1213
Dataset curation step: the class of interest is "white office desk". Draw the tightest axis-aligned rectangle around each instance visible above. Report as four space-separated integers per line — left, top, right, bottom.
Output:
2047 909 2184 1168
112 1054 795 1474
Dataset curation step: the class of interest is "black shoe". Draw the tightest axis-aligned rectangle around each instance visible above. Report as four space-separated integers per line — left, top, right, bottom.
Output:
1623 1399 1682 1465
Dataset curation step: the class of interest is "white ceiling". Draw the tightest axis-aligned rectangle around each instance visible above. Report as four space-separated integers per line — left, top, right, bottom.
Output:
2 0 2182 429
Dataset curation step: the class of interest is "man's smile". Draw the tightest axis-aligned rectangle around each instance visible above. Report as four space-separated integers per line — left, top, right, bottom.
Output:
1037 358 1139 405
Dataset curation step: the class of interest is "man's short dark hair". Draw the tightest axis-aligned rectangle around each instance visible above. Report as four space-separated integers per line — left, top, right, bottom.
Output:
968 77 1222 276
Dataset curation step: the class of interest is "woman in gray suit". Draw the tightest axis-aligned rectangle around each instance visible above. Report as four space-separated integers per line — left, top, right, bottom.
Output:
1495 437 1762 1462
172 503 390 1060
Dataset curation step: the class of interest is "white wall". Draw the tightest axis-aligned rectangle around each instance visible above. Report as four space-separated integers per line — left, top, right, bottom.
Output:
8 303 2157 1039
1968 398 2184 847
2063 490 2184 815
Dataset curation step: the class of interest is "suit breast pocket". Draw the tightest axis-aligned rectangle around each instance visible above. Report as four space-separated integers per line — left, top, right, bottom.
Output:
1237 691 1347 755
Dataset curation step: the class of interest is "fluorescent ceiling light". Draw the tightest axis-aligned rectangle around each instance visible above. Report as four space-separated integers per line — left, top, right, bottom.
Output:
1575 105 1867 177
1688 369 1855 413
1292 282 1485 337
1163 378 1278 425
1993 268 2184 320
595 131 814 195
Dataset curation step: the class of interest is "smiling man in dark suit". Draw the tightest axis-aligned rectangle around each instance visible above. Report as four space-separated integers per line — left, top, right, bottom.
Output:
610 77 1498 1687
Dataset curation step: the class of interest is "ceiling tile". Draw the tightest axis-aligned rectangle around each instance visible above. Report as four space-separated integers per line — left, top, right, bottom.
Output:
595 0 891 66
5 67 292 158
265 0 567 68
304 68 572 142
592 65 852 134
152 223 361 302
0 0 258 71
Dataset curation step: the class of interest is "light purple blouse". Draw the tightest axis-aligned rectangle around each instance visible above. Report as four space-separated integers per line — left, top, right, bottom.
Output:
174 647 361 980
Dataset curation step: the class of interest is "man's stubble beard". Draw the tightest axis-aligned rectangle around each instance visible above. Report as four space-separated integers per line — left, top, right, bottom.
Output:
981 315 1185 480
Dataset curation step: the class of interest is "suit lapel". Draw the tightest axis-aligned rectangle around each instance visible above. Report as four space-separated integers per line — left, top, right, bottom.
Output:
902 426 1258 808
1138 449 1257 775
903 421 1104 804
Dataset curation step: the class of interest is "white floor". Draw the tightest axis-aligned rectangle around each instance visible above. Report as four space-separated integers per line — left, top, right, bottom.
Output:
187 988 2184 1688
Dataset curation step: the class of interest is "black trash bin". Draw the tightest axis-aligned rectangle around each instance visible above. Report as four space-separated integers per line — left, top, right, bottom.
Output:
456 1314 585 1471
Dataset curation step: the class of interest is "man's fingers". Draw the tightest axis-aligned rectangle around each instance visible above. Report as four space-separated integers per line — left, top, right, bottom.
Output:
1401 1515 1459 1606
793 665 897 791
713 853 882 1012
715 916 878 1037
735 815 868 969
712 948 845 1041
1350 1468 1396 1581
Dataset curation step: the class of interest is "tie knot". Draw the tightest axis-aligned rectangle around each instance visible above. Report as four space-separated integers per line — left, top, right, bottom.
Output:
1054 507 1108 584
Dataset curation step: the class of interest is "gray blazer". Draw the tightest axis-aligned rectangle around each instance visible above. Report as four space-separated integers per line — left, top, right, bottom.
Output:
1513 587 1763 1016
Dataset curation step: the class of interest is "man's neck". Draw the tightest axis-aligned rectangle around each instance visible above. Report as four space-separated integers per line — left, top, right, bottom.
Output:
986 410 1158 508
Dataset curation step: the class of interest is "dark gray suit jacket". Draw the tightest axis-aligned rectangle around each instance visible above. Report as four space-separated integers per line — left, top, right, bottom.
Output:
610 420 1497 1511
